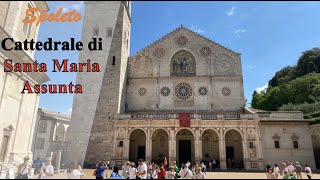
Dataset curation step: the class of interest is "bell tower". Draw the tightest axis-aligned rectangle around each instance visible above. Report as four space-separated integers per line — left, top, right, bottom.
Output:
69 1 131 165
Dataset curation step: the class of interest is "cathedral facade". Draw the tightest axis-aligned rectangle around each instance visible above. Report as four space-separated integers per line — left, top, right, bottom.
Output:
69 1 316 170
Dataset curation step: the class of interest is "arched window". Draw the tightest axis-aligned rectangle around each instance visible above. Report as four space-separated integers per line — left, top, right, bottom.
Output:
38 121 47 133
171 50 196 77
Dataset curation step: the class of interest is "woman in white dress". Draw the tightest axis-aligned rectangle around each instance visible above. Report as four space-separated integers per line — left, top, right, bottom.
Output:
66 162 84 179
129 162 137 179
192 166 206 179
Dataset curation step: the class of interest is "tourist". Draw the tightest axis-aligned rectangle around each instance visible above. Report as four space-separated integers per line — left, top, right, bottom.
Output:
122 161 130 179
212 159 216 171
39 157 54 179
228 158 232 169
157 163 167 179
172 161 180 179
137 159 148 179
295 162 302 179
266 163 272 173
287 162 295 176
201 162 207 174
179 164 193 179
266 167 276 179
151 164 158 179
208 161 212 171
231 158 236 169
129 162 137 179
273 164 280 179
186 161 191 169
192 166 206 179
281 162 290 179
95 161 107 179
16 156 32 179
66 162 84 179
110 166 123 178
107 160 111 169
166 166 175 179
305 165 312 179
148 162 153 172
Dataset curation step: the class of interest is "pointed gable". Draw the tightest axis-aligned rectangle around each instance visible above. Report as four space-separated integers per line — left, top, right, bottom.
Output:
128 25 242 78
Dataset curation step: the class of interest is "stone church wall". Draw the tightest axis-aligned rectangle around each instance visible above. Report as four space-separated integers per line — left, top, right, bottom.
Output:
260 122 316 169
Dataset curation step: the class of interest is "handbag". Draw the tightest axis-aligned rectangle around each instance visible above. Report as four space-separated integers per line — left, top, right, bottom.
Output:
93 170 97 176
15 164 28 179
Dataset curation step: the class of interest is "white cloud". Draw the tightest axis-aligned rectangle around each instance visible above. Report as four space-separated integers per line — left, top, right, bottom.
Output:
226 7 236 16
255 83 268 93
234 29 246 34
246 65 256 70
189 25 205 34
55 1 84 13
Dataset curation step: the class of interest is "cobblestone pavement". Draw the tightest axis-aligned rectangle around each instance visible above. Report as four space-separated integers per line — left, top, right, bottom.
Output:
30 169 320 179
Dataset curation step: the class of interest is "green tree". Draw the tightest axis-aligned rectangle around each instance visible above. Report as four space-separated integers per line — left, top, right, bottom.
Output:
296 48 320 76
269 66 297 87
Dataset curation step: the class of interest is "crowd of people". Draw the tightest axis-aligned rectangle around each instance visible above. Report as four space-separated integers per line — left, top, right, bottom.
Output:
265 161 313 179
93 159 207 179
15 156 316 179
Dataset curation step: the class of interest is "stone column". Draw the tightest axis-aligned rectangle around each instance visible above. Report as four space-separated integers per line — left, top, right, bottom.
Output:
55 150 62 173
219 128 227 169
199 136 202 164
242 129 250 170
170 129 176 162
256 126 264 170
194 129 200 164
125 128 130 160
146 129 152 163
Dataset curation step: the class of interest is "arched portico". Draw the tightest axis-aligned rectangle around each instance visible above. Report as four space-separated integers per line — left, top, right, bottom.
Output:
129 129 146 163
176 129 195 166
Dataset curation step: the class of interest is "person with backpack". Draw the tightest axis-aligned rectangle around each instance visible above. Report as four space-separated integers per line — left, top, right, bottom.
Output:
295 162 302 179
179 164 192 179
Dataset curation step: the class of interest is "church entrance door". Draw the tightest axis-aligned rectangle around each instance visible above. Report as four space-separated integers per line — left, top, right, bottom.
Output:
129 129 146 163
179 140 191 165
176 129 194 165
137 146 145 160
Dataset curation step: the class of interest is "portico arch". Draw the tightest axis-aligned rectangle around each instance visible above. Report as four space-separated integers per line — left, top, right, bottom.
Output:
176 129 195 166
129 129 146 163
151 129 169 164
225 129 244 169
202 129 219 163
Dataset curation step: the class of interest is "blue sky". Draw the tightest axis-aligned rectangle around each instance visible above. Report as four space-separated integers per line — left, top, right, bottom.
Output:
36 1 320 115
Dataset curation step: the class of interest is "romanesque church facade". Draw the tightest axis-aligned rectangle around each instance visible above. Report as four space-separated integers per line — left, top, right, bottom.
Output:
69 1 316 170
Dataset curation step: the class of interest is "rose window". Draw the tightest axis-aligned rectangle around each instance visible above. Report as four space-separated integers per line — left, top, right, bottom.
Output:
160 87 171 97
222 87 231 96
138 87 147 96
198 87 208 96
175 83 193 100
200 46 212 57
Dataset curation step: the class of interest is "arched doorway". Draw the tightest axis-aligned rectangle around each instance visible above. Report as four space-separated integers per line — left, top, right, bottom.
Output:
176 129 195 166
202 129 219 166
129 129 146 163
152 129 169 164
225 129 244 169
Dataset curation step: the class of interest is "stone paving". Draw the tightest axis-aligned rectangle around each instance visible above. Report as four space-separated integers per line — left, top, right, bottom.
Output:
30 169 320 179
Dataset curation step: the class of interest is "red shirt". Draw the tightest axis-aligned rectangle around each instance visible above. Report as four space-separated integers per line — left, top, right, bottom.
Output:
157 168 166 179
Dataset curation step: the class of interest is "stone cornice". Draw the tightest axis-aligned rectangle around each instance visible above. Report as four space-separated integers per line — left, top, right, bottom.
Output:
128 76 242 84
